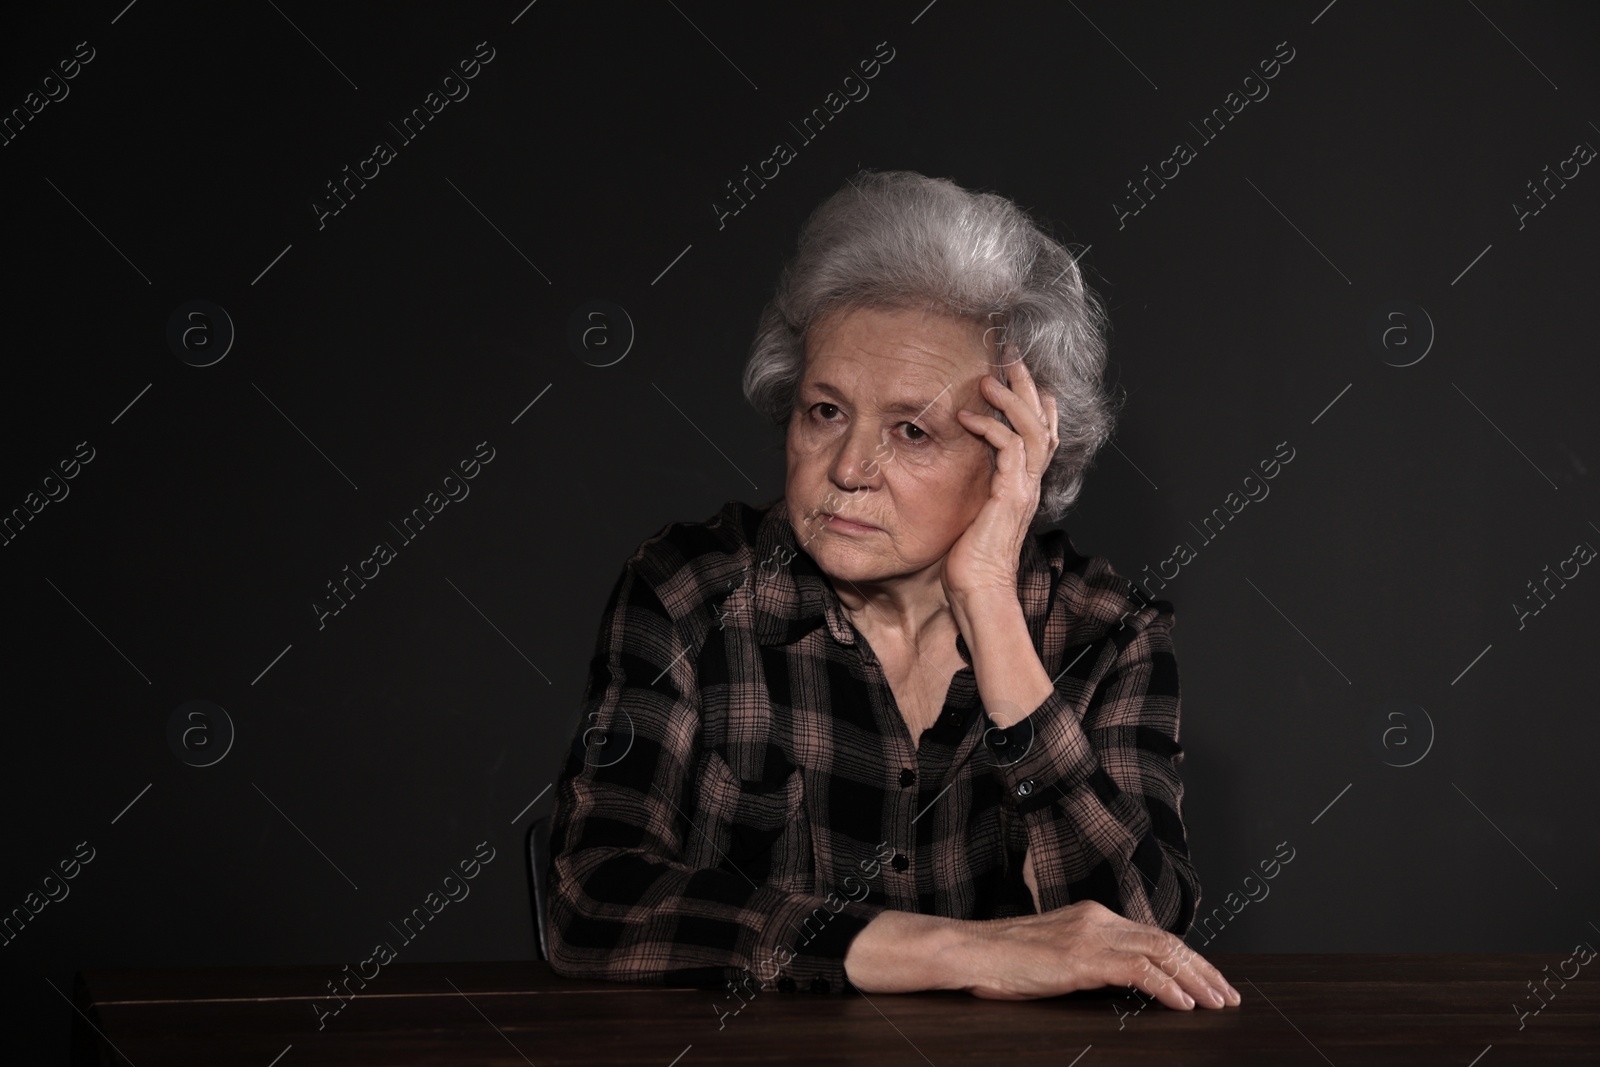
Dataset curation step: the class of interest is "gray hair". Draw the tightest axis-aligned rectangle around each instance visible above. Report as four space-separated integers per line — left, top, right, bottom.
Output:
742 168 1122 525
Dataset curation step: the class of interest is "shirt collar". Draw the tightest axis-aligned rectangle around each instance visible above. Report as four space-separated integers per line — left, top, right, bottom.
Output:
749 498 1059 668
751 497 860 649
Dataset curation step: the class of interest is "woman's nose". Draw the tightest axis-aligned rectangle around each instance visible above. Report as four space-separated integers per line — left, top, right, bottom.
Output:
829 424 884 489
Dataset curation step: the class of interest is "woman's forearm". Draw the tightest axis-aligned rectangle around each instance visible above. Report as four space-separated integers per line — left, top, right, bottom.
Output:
843 908 983 993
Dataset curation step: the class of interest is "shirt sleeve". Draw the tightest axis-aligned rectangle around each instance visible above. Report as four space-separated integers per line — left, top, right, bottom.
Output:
546 558 890 996
983 597 1198 935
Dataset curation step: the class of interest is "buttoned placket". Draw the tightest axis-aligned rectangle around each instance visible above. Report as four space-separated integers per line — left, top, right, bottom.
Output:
853 634 982 909
849 644 915 909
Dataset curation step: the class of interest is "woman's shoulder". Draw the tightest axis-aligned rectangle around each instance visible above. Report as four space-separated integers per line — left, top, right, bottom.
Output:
1032 526 1175 644
618 499 773 619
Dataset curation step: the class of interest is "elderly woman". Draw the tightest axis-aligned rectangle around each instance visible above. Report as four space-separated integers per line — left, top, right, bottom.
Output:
547 169 1238 1012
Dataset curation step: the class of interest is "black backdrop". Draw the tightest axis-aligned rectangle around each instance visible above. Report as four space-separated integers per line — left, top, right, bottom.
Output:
4 1 1598 1060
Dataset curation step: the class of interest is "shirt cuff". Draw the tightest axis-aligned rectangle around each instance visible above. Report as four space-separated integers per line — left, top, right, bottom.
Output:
982 686 1097 815
750 888 889 995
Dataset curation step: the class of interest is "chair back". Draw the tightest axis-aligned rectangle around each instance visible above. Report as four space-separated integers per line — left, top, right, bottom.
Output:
526 813 552 961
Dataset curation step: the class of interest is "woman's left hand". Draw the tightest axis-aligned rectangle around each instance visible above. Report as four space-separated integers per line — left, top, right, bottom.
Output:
941 359 1059 603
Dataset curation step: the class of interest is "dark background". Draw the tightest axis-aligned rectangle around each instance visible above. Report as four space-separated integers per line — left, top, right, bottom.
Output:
3 0 1597 1061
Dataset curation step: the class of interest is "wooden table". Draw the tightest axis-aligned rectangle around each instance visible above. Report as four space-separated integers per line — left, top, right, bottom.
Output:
71 953 1598 1065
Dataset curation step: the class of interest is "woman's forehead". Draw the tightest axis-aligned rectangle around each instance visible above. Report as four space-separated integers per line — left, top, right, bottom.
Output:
810 303 987 342
803 309 991 386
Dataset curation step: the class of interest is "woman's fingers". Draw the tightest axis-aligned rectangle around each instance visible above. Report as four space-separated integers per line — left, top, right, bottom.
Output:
1101 926 1232 1009
1092 919 1237 1009
1166 944 1238 1007
1130 949 1232 1010
955 408 1024 470
1125 956 1197 1010
963 402 1039 482
979 364 1054 473
1142 935 1235 1008
987 362 1042 427
955 410 1044 513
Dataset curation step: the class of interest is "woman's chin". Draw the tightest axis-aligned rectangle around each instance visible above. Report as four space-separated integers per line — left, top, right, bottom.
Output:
811 538 891 577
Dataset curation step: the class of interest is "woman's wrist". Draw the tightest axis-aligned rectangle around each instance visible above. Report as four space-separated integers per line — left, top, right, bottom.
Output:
928 914 997 994
953 591 1054 729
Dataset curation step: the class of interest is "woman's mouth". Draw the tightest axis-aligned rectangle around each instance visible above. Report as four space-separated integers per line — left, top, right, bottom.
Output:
824 513 879 533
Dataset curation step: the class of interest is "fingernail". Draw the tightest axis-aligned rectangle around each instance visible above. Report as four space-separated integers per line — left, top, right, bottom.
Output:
1226 983 1241 1003
1180 991 1195 1008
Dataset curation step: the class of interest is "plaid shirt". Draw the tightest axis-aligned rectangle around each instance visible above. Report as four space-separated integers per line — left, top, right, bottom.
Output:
547 497 1197 996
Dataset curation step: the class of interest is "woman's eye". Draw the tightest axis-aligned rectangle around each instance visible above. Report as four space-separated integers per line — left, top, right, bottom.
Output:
812 403 840 420
901 422 927 441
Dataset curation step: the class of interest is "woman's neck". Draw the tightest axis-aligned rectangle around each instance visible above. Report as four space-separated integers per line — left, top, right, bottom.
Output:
834 572 954 656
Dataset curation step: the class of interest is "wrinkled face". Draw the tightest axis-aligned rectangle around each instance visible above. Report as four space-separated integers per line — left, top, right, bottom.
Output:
785 305 1001 585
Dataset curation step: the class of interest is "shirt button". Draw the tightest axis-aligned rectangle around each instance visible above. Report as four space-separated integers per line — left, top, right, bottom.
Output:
810 977 830 994
777 976 797 993
1016 779 1036 798
891 853 909 871
898 768 915 787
